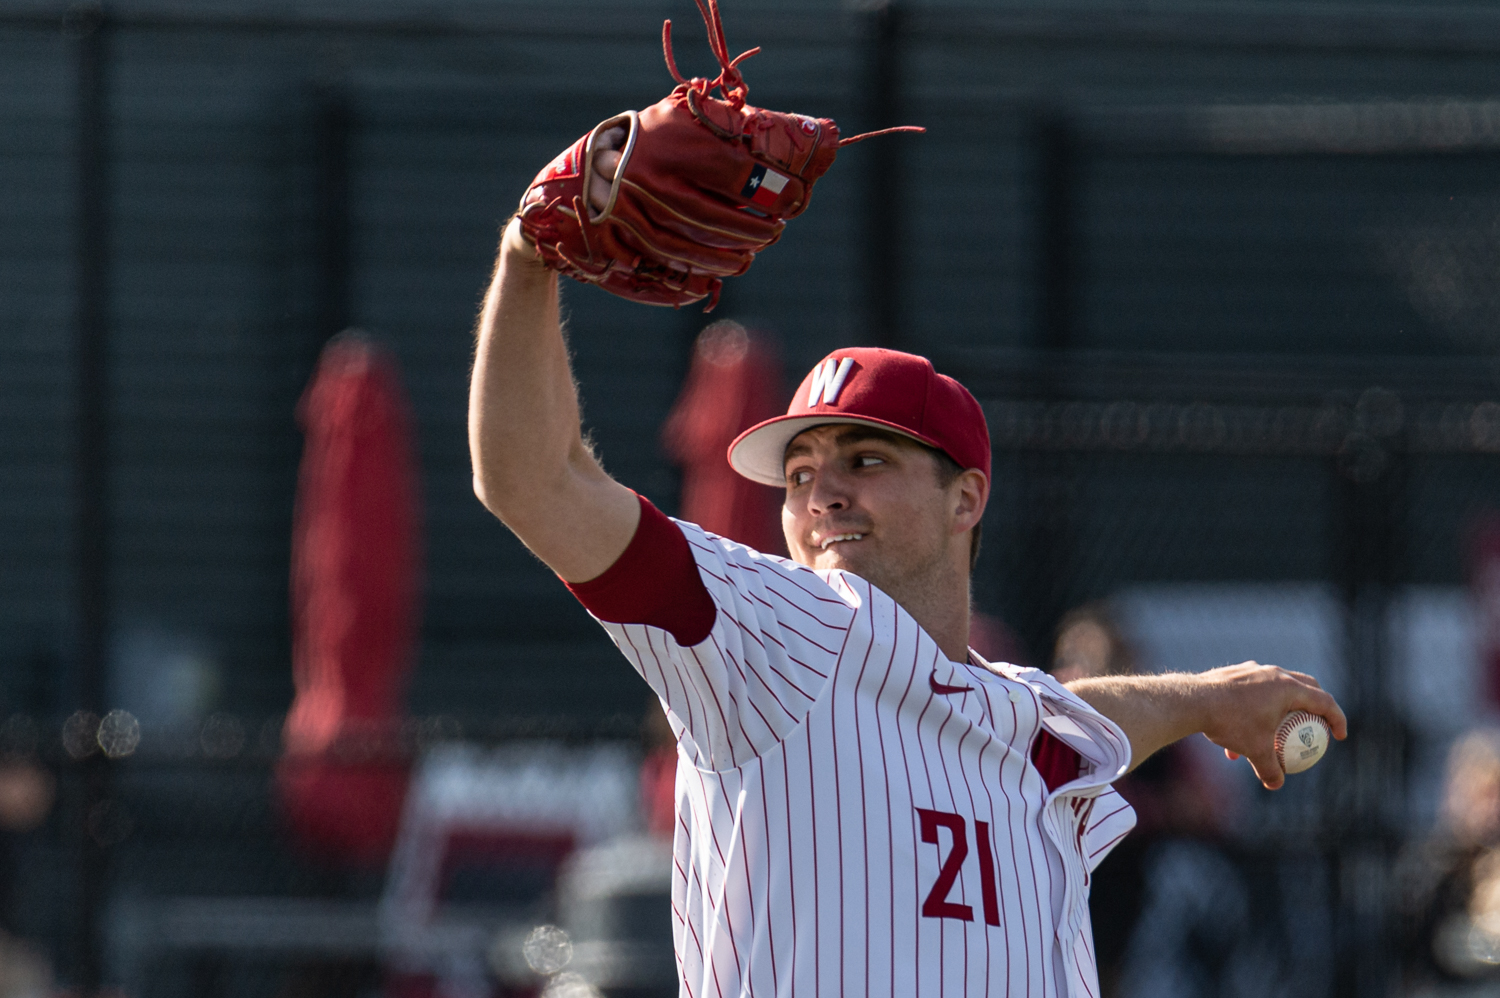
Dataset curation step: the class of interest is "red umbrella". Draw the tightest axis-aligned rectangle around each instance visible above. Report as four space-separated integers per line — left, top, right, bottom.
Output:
662 321 786 556
277 333 421 864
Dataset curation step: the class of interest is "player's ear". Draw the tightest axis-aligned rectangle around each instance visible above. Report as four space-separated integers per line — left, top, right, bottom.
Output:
950 469 988 536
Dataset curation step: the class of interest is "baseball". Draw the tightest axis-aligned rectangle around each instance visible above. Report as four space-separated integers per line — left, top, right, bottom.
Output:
1275 710 1331 775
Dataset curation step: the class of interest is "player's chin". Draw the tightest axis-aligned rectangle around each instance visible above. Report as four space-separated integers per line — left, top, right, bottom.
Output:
814 541 873 573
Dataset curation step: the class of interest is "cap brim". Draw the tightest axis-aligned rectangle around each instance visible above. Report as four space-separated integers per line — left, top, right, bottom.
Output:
727 413 947 487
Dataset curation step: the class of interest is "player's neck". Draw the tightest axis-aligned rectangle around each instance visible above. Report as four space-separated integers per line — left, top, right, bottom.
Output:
877 562 973 664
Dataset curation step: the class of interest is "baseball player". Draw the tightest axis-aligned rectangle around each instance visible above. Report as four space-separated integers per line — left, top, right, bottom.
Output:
468 4 1346 995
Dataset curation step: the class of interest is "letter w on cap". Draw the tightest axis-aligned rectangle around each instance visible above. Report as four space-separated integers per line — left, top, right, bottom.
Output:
807 357 854 407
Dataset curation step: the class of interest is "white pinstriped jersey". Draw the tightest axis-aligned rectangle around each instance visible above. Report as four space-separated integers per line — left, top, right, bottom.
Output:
575 507 1136 998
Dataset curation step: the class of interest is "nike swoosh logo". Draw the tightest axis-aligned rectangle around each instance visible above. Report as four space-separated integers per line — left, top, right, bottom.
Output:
929 672 975 696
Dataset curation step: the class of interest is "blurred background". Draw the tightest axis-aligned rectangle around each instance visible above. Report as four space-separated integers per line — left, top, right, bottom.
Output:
6 0 1500 995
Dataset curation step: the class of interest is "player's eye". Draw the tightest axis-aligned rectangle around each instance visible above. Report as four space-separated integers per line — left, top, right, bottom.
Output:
853 454 886 469
786 468 813 487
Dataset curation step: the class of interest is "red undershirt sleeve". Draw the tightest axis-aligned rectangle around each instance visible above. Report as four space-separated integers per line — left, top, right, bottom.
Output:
1031 730 1083 792
565 492 718 647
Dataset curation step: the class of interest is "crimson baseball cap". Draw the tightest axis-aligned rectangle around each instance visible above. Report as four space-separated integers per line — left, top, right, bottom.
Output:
727 347 991 487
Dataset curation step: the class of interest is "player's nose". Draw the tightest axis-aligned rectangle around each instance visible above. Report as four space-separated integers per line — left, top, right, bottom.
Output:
805 470 850 515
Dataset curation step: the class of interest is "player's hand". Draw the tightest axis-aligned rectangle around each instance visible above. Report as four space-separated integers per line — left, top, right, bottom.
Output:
583 126 716 279
587 126 627 214
1195 662 1347 790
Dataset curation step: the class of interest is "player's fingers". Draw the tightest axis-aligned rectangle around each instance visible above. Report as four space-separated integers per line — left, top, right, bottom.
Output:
1244 749 1285 791
596 125 627 153
1249 662 1321 690
1224 748 1241 761
587 149 626 214
588 172 612 214
595 148 623 182
1293 685 1348 741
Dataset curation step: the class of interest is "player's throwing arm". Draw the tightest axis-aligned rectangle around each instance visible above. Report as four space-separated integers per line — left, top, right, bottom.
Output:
1066 661 1348 790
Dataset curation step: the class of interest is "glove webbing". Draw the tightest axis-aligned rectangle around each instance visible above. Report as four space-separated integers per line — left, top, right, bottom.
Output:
663 0 924 147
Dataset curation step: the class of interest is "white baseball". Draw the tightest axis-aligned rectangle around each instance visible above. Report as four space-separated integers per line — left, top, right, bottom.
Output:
1274 710 1331 775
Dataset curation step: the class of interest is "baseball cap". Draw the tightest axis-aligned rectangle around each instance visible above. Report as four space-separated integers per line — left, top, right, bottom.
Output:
727 347 991 487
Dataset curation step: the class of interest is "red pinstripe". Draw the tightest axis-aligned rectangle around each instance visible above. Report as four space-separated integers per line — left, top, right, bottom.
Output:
805 701 822 998
1009 698 1040 996
727 614 831 685
867 583 909 995
701 639 763 750
691 765 747 990
849 599 883 994
757 759 780 990
712 633 792 728
1088 828 1134 861
781 736 798 991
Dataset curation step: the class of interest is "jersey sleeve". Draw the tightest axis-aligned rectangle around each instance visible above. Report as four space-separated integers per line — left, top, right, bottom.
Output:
565 492 718 647
1004 665 1137 869
567 493 850 770
1078 786 1137 873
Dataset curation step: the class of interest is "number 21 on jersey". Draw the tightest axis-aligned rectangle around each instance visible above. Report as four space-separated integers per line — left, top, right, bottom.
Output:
916 808 1001 926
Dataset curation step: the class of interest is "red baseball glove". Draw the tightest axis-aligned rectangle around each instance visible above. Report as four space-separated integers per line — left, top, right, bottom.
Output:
516 0 921 311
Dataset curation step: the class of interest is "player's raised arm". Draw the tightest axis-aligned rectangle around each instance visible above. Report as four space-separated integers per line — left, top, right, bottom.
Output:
467 218 639 583
1065 661 1348 790
469 0 920 581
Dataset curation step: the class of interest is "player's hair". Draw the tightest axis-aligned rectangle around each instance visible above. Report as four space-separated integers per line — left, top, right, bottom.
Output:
929 447 982 572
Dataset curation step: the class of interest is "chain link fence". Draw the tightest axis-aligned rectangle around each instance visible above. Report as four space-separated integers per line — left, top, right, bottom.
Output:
5 3 1500 997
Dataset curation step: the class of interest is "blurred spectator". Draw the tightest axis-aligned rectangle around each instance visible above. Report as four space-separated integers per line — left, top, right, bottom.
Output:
1051 603 1237 997
1400 727 1500 989
0 745 54 998
1051 603 1136 683
0 930 50 998
0 763 50 839
0 760 50 905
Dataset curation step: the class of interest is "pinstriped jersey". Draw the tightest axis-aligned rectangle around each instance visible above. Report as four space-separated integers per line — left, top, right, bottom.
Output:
571 500 1136 998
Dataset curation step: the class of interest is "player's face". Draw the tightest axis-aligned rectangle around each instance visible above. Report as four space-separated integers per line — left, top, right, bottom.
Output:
780 425 978 591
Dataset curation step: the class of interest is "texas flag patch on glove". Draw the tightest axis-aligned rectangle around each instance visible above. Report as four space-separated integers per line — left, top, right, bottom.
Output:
741 164 789 209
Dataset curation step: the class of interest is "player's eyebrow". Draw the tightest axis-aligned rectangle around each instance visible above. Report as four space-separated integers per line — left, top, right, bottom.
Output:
782 439 813 463
833 426 911 449
782 425 915 467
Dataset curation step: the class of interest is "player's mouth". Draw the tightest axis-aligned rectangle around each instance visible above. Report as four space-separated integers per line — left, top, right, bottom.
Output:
817 532 866 550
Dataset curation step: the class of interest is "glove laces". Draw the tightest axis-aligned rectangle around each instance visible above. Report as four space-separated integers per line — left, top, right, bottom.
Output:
663 0 924 146
663 0 756 108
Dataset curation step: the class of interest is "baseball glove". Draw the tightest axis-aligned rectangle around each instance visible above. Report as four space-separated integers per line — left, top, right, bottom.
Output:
516 0 921 311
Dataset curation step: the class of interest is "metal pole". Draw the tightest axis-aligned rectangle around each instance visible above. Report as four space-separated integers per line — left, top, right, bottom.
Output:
1012 113 1080 663
1329 393 1408 998
858 1 902 350
71 3 111 992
